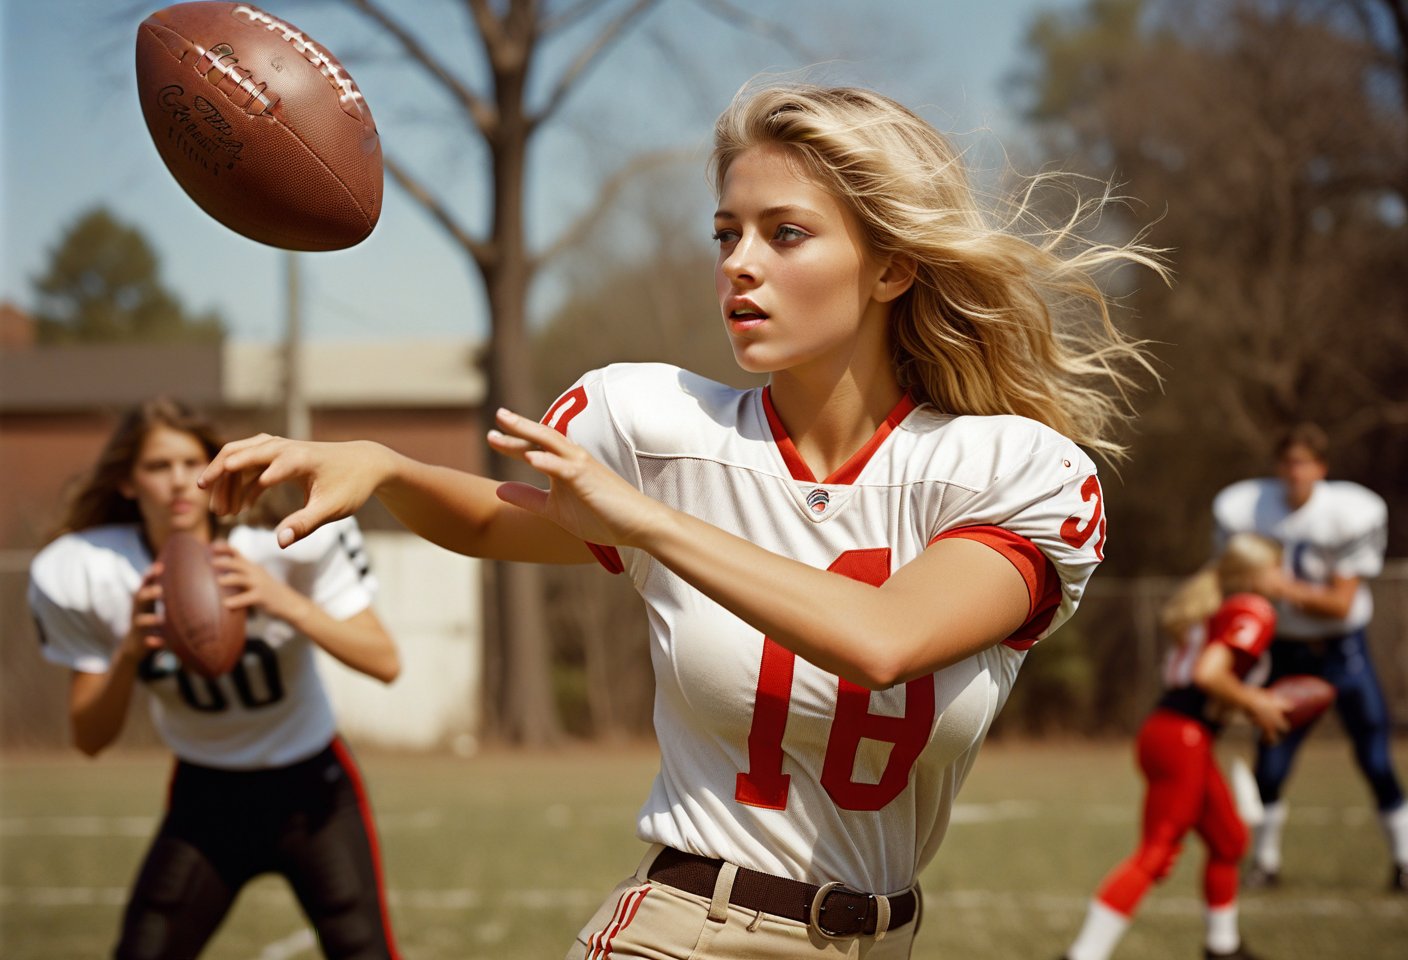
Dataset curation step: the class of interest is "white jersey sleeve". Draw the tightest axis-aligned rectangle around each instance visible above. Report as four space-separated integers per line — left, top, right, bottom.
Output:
29 528 148 674
1322 483 1388 580
256 516 377 621
933 422 1105 648
541 366 644 574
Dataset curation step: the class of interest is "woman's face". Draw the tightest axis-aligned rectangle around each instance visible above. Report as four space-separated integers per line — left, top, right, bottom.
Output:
120 425 213 541
713 144 895 379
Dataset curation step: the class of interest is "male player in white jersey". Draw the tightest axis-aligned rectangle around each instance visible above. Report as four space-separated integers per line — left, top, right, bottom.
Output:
1212 423 1407 892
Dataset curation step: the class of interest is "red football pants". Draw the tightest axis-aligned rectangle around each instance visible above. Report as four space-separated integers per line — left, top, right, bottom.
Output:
1095 709 1247 916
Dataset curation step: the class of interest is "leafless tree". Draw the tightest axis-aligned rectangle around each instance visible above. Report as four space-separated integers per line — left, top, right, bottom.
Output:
1015 0 1408 570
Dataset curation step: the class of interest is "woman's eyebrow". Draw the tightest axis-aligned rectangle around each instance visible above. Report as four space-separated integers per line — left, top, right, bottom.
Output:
713 204 823 221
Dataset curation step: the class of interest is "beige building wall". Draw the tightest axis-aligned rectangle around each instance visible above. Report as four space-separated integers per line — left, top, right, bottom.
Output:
1 336 489 752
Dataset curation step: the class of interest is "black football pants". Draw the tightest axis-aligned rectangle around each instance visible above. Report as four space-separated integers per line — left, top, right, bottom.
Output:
113 740 399 960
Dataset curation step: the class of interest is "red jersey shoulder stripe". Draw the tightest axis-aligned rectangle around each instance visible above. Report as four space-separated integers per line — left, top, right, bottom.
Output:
930 525 1061 651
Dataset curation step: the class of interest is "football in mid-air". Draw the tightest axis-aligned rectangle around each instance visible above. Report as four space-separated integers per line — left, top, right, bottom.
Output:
135 2 382 250
1269 674 1336 730
158 532 246 677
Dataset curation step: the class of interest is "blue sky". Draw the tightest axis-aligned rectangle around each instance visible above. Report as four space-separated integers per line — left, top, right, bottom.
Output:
0 0 1076 343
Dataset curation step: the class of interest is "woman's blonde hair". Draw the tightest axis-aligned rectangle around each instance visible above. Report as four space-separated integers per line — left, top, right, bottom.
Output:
1216 532 1282 596
1159 568 1221 640
710 83 1168 458
1158 533 1283 638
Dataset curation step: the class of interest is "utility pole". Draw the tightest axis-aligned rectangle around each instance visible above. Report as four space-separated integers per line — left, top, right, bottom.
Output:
282 250 311 440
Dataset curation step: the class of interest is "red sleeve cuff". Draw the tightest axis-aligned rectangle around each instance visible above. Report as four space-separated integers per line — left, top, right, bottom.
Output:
586 542 624 574
930 525 1062 650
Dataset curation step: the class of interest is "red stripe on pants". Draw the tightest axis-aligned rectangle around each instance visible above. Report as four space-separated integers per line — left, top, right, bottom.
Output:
330 738 403 960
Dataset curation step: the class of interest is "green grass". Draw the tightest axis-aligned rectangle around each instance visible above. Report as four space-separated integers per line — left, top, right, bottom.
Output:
2 737 1405 959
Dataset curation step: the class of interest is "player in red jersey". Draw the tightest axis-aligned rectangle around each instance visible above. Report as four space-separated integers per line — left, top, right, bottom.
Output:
200 84 1166 958
1061 534 1291 960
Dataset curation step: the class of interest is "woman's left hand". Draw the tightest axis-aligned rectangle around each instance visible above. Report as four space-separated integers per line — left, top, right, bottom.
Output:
488 408 661 548
213 543 309 622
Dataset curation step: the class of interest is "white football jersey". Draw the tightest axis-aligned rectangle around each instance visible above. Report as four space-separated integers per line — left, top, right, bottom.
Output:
544 364 1106 893
1213 478 1386 638
29 518 375 769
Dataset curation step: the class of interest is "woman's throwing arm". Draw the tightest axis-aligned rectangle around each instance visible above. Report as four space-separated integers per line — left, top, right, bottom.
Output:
199 435 594 564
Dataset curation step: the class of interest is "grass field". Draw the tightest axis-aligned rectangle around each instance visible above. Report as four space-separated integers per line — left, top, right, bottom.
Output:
2 737 1405 959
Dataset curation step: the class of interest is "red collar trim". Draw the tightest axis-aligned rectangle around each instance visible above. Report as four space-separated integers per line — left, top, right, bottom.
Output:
761 387 918 485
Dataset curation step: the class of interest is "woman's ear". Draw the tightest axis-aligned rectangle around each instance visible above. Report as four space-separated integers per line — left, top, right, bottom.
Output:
873 254 917 303
118 480 136 500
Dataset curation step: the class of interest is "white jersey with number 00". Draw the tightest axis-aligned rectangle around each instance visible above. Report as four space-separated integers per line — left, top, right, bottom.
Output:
1213 478 1386 639
29 518 375 769
544 364 1106 894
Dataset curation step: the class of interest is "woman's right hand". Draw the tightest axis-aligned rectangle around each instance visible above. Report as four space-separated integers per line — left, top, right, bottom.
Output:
121 564 166 662
198 435 395 547
1244 687 1292 743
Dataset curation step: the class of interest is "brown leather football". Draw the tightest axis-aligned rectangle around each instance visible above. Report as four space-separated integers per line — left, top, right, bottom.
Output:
135 2 382 250
158 532 247 678
1269 673 1336 730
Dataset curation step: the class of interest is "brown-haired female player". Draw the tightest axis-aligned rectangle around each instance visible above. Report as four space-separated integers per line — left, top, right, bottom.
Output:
28 398 402 959
200 83 1166 958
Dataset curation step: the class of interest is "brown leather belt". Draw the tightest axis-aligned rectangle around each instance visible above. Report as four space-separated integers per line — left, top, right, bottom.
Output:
646 847 917 938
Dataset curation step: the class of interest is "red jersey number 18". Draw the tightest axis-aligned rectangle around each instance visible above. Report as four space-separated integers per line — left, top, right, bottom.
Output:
735 547 936 813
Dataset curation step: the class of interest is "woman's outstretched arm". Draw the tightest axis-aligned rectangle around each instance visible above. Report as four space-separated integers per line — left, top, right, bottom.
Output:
489 409 1033 689
199 435 594 564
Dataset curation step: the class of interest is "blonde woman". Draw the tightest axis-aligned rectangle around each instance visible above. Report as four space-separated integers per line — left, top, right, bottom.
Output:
1061 534 1291 960
201 84 1165 958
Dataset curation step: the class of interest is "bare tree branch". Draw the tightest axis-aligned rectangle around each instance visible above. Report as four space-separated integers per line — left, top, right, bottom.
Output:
541 0 616 34
531 0 662 130
1338 402 1408 444
384 154 494 269
342 0 497 137
531 147 691 269
691 0 827 62
466 0 506 60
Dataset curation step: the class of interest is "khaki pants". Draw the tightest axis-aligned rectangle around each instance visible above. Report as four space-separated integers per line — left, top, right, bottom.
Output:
566 846 920 960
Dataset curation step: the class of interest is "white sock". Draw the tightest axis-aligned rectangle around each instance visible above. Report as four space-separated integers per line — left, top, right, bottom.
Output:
1205 903 1240 955
1066 900 1130 960
1380 801 1408 866
1229 756 1263 828
1252 800 1287 872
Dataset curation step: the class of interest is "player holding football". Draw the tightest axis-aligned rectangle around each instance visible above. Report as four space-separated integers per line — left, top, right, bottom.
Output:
27 398 403 960
200 84 1166 958
1212 424 1407 892
1061 534 1291 960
